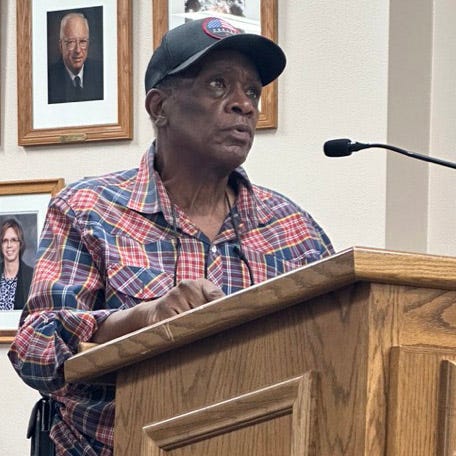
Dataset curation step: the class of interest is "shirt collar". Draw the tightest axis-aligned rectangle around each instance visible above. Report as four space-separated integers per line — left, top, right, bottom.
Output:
65 65 84 85
127 142 274 226
127 143 160 214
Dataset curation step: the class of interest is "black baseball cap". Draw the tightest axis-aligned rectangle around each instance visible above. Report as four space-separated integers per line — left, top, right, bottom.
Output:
145 16 286 93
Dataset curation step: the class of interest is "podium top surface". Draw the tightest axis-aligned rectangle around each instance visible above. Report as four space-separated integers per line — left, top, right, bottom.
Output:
64 247 456 383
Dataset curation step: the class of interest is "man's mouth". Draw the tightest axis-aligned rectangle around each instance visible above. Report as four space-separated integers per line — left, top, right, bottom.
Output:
229 124 252 140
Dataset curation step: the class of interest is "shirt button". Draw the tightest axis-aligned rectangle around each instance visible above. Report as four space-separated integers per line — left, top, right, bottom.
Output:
211 245 217 254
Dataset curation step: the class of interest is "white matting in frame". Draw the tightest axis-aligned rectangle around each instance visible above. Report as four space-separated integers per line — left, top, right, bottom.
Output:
0 311 21 332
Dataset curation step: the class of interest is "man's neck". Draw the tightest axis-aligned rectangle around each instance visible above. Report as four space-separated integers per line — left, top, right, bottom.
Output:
64 64 84 80
162 176 236 241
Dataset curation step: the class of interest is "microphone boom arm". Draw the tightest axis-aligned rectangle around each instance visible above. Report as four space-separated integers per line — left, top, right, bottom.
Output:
366 143 456 170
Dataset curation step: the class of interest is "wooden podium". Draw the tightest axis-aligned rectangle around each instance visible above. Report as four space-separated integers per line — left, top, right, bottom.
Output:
65 247 456 455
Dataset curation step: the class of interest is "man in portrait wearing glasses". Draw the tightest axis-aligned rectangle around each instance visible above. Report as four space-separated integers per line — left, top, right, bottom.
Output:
48 11 103 104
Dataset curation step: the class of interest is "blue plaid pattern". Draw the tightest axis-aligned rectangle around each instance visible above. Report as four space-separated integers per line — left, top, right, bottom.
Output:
9 144 333 454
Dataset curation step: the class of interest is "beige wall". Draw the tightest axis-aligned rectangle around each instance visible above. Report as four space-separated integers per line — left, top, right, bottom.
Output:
1 1 390 252
0 346 39 455
1 1 454 453
386 0 432 252
429 0 456 256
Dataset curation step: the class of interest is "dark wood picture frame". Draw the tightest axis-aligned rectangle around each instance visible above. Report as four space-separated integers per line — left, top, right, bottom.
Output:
16 0 132 146
152 0 279 129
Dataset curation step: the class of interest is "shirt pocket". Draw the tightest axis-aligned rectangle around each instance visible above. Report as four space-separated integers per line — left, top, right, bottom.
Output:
242 248 322 284
106 263 174 305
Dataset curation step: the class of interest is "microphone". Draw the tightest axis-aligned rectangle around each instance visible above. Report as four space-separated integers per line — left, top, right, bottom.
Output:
324 138 456 170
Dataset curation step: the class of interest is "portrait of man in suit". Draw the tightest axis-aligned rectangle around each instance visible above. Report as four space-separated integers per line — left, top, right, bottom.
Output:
47 9 104 104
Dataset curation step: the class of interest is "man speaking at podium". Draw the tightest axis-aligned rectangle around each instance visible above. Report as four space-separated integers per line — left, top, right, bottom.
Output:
10 17 333 455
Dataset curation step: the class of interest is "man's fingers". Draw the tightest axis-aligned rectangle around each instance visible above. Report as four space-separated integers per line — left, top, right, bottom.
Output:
174 279 224 308
201 280 225 302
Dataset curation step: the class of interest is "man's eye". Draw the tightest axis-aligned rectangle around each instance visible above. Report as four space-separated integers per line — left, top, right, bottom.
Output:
246 87 261 101
209 78 225 89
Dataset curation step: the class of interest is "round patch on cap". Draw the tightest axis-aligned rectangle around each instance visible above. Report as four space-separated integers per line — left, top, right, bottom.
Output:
202 17 241 40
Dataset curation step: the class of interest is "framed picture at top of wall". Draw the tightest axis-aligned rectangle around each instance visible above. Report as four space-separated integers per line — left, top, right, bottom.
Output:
0 178 65 344
16 0 132 146
152 0 279 129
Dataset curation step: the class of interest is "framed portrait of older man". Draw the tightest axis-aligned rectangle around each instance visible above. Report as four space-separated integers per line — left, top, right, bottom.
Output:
16 0 132 146
152 0 278 129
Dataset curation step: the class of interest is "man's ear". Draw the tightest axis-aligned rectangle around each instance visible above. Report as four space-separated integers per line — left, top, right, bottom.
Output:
145 89 168 127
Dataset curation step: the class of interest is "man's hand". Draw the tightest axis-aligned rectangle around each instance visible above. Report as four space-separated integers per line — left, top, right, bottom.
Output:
139 278 225 326
92 279 225 344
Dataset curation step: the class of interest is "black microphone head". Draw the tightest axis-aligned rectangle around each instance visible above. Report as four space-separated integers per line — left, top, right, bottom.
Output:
323 138 353 157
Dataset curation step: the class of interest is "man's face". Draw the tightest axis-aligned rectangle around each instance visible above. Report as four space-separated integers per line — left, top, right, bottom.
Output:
162 50 262 171
59 17 89 75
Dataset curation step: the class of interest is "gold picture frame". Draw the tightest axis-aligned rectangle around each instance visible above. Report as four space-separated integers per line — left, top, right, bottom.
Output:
0 178 65 344
152 0 279 129
16 0 132 146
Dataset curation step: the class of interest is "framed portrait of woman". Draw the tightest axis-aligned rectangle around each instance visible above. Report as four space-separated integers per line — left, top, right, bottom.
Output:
0 179 64 343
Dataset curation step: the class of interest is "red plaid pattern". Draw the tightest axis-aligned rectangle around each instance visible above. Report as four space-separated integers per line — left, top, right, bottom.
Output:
9 145 333 454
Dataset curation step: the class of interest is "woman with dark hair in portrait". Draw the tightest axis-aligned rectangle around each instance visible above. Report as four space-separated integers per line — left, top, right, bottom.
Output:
0 218 34 310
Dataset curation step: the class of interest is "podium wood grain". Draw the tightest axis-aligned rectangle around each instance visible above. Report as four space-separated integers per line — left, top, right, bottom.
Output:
438 360 456 456
67 247 456 383
64 247 456 455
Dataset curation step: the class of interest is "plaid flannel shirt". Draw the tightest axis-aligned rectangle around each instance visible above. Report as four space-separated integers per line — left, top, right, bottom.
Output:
9 145 334 455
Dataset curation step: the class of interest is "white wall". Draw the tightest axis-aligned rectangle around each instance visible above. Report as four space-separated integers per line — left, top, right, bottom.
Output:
2 0 454 453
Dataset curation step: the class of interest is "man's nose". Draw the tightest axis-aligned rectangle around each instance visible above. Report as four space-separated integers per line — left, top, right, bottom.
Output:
227 87 256 115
